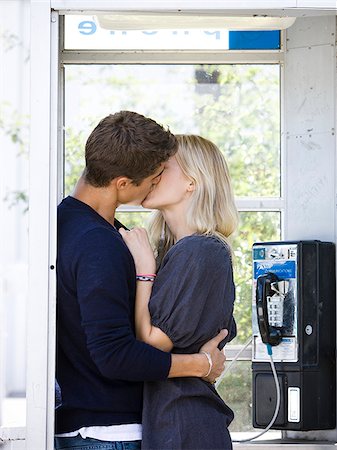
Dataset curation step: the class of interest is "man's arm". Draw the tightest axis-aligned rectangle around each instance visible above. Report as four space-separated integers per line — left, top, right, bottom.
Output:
169 330 228 383
77 229 226 383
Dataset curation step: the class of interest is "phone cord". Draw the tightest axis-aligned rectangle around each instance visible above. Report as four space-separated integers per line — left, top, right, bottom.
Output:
231 343 281 443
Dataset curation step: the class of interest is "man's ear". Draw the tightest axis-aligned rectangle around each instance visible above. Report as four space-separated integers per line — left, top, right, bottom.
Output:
115 177 132 190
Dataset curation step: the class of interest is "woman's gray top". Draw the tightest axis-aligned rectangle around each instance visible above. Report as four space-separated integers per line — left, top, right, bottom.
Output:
141 234 236 450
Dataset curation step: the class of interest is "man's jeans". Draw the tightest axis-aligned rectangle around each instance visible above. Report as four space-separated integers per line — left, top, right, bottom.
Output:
54 436 141 450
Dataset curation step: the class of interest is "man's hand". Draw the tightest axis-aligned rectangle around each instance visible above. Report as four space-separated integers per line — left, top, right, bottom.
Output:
199 329 228 384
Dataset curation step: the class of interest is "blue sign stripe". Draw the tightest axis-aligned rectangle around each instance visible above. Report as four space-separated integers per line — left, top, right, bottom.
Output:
229 30 280 50
254 260 296 279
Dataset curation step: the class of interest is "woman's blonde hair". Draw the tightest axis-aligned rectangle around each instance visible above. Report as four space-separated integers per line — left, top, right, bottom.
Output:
148 134 238 262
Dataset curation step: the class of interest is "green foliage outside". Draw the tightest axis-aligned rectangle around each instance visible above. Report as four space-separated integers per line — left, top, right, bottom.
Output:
65 63 280 341
192 64 280 198
1 102 29 212
114 210 280 343
218 361 253 432
65 128 87 191
2 26 281 431
64 63 281 431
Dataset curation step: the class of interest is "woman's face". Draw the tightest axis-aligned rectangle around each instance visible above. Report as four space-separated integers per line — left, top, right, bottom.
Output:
142 156 192 210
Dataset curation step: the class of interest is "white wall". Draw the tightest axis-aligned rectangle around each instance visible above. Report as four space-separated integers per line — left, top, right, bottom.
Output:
284 15 336 243
283 14 337 442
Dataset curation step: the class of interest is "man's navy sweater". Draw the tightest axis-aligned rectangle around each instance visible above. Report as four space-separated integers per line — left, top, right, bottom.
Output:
55 196 171 433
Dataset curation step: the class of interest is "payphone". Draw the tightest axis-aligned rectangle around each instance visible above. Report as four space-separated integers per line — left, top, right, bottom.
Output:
252 241 336 431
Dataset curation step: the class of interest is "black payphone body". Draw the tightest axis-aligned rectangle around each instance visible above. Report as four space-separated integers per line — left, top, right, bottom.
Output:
252 241 336 431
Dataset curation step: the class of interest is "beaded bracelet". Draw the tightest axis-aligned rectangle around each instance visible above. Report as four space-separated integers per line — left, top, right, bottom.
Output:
136 274 156 282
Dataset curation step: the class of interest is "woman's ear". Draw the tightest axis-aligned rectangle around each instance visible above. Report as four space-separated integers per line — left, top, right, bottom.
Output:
187 180 195 192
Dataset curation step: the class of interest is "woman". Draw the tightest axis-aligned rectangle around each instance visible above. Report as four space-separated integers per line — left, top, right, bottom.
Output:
120 134 238 450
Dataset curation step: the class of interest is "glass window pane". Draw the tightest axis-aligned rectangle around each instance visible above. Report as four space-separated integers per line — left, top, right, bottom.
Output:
63 58 282 435
218 361 253 432
110 211 281 434
217 360 281 438
0 123 28 427
65 64 280 197
115 211 151 229
232 212 281 344
112 210 281 346
0 115 28 428
0 3 29 428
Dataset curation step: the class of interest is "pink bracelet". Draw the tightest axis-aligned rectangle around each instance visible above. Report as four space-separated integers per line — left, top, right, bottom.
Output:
136 275 156 282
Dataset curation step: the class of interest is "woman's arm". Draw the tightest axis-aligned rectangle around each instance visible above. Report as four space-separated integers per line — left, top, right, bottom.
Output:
134 277 229 379
119 227 173 352
119 228 229 383
134 279 174 351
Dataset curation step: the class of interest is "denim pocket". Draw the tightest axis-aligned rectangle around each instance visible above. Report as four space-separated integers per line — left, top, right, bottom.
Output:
54 437 142 450
121 441 141 450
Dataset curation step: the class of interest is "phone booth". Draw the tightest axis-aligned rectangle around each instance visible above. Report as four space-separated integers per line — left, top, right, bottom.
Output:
1 1 337 450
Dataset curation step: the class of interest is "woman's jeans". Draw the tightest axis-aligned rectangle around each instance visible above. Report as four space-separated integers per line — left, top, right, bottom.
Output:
54 436 141 450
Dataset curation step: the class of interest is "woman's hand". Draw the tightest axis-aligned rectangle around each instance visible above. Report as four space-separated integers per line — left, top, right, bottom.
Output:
119 227 156 274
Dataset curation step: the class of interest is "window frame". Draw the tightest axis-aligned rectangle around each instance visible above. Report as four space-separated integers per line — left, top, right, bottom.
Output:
61 24 285 361
12 4 335 449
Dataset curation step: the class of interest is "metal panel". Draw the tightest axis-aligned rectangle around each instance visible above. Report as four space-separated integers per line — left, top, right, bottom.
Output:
285 45 335 135
51 1 298 11
236 198 284 211
56 8 337 17
283 17 337 444
47 9 60 450
61 49 283 64
284 132 335 241
26 1 58 449
117 199 284 213
286 15 336 48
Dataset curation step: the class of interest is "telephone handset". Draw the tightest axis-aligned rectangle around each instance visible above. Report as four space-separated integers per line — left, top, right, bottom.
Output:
256 272 283 346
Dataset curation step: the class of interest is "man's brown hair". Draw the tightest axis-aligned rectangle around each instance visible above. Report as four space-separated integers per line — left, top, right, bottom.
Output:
84 111 177 187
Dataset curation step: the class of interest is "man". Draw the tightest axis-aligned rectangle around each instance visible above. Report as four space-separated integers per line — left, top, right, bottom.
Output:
55 111 227 449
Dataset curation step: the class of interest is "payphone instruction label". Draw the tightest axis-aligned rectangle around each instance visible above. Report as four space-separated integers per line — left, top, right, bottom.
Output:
253 336 298 362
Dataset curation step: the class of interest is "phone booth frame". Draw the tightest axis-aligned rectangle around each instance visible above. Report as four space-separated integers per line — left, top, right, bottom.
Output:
20 1 337 449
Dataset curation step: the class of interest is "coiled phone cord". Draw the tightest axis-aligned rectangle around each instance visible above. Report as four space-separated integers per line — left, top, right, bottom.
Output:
216 340 281 443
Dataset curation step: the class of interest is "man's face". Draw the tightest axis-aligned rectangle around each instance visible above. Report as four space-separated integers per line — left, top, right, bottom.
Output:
121 164 165 206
